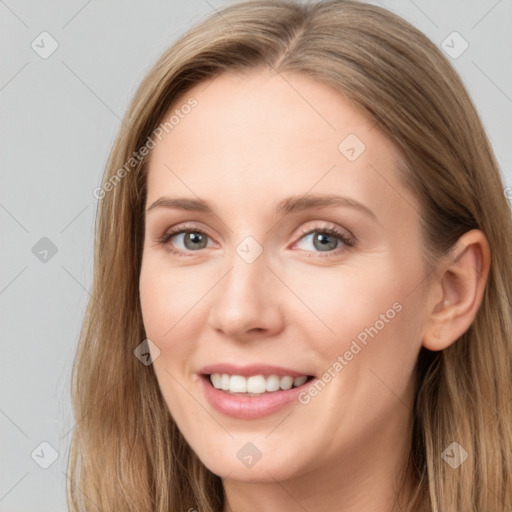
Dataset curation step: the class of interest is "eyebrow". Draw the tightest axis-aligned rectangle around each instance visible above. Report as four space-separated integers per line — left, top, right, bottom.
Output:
146 193 377 220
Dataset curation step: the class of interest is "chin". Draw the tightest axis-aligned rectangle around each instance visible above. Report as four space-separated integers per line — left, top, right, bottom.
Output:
198 448 303 482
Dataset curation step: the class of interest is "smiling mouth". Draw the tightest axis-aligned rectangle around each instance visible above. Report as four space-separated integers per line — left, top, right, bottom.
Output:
202 373 315 396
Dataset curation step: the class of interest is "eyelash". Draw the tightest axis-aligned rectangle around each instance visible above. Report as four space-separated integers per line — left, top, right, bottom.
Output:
155 222 356 258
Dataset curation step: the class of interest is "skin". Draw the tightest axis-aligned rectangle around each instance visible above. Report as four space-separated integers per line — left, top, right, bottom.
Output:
139 69 490 512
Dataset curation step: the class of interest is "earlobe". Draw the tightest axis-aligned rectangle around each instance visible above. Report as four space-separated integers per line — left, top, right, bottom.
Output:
422 229 491 351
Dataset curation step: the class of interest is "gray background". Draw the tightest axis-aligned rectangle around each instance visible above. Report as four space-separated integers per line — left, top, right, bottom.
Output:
1 1 511 510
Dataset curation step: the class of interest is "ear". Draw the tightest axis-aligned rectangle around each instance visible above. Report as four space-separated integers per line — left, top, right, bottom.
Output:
422 229 491 351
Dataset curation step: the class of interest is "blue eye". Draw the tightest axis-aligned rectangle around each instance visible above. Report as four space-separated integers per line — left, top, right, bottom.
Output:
156 224 211 256
294 227 354 256
156 224 355 258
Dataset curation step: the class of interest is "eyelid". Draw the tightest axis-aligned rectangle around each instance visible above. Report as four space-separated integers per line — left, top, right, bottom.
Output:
155 220 356 257
289 223 356 257
293 221 355 244
154 222 216 252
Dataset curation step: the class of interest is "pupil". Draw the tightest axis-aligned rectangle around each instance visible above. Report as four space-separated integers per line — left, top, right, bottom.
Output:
314 233 336 251
185 232 206 250
182 231 337 251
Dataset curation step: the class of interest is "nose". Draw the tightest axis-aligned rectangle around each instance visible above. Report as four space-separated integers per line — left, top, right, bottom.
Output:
207 247 285 340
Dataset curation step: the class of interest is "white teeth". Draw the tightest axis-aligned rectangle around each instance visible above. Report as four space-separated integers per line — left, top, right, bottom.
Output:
280 376 293 390
247 375 266 393
221 374 230 391
229 375 247 393
209 373 310 394
210 373 222 388
265 374 280 392
293 375 307 387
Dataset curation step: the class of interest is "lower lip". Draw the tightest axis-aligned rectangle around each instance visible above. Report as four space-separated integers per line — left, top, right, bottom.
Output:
199 374 314 420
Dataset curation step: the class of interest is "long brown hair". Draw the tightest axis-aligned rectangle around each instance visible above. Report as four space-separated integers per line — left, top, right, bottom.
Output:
67 1 512 510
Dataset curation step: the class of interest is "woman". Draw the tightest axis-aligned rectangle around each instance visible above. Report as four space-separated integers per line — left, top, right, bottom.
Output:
68 1 512 511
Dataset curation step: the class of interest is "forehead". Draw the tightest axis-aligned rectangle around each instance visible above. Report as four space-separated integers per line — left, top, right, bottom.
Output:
145 70 419 225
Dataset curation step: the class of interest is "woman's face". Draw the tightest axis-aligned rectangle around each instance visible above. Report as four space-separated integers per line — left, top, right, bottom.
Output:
139 69 431 483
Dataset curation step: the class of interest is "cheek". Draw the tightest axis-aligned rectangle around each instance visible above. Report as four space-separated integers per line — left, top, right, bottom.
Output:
284 261 406 347
139 263 191 382
139 260 204 421
139 256 208 341
296 260 423 383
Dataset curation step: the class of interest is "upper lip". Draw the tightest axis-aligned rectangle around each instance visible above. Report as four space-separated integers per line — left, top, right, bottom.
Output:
199 363 314 378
